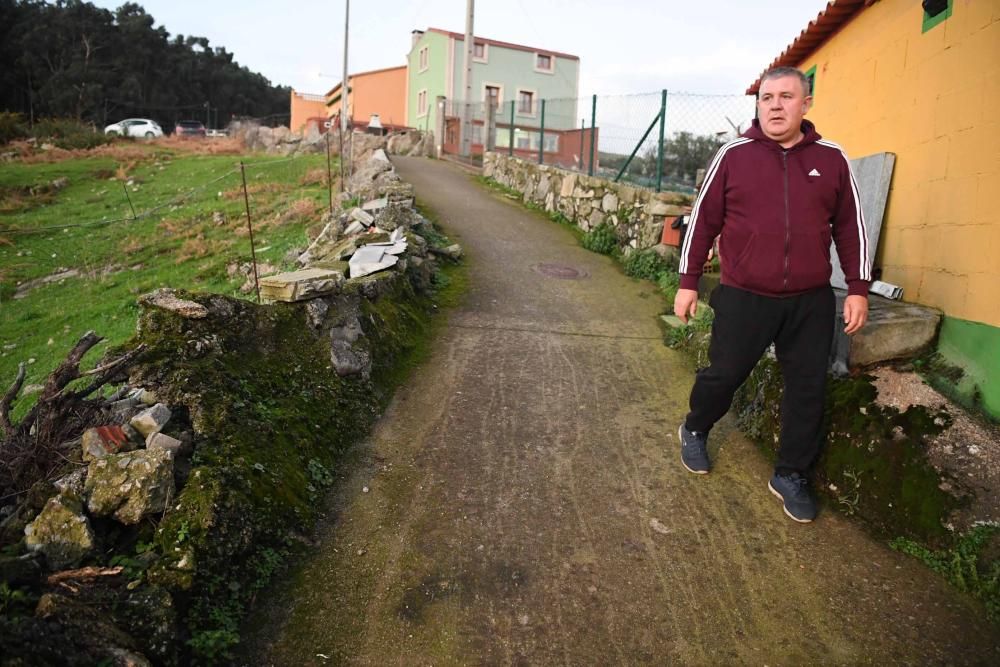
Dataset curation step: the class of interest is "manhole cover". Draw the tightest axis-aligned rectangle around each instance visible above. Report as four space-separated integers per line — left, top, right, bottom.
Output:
534 263 588 280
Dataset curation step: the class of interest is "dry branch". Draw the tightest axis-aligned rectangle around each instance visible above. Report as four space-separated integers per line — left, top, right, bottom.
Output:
1 361 27 437
46 566 124 585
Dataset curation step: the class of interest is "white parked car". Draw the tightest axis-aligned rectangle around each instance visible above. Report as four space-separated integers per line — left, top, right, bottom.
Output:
104 118 163 138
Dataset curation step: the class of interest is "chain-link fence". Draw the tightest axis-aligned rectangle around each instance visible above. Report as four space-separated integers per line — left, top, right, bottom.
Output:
442 90 754 192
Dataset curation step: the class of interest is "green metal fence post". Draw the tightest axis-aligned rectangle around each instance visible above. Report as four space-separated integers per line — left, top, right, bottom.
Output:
588 94 596 176
615 111 662 183
656 89 668 192
509 100 514 157
538 99 546 164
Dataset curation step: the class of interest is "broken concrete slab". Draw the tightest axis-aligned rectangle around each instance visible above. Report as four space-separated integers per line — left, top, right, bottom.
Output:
259 268 345 302
349 207 375 226
344 220 366 236
362 196 388 212
314 237 360 263
138 289 209 319
348 245 399 279
845 294 941 367
130 404 172 438
830 152 895 290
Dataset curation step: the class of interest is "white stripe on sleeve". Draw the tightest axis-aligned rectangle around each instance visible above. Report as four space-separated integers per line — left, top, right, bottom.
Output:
679 138 752 274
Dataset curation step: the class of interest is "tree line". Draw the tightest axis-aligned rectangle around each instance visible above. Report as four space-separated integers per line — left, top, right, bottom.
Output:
599 131 728 190
0 0 291 130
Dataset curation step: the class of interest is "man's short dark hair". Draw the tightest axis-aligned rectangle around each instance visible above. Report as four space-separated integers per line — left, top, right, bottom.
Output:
759 67 811 97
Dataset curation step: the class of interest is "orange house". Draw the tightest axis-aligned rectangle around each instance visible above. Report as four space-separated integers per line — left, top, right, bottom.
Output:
326 65 409 131
289 90 328 133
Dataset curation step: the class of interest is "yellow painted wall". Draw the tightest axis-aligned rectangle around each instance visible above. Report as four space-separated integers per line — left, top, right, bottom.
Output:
796 0 1000 327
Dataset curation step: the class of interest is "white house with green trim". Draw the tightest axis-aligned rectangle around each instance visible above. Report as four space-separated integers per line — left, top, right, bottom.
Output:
407 28 580 154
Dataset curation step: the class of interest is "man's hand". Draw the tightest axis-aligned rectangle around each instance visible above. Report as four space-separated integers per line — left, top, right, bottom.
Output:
843 295 869 335
674 288 699 324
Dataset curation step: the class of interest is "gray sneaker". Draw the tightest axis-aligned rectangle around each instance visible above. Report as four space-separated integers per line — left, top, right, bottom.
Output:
768 472 817 523
678 424 710 474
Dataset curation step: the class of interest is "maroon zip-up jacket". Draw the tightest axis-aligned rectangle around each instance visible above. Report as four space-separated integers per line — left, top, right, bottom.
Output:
679 119 871 298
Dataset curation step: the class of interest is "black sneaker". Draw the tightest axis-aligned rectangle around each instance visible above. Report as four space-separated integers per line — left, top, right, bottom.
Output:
678 424 710 474
768 472 817 523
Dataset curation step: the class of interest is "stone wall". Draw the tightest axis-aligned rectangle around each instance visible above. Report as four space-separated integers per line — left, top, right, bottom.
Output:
483 152 694 253
0 153 460 665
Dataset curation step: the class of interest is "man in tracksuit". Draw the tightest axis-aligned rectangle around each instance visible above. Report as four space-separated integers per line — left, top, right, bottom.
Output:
674 66 870 523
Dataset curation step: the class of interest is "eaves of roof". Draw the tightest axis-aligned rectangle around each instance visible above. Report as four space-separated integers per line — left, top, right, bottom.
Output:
323 65 407 97
426 27 579 61
746 0 878 95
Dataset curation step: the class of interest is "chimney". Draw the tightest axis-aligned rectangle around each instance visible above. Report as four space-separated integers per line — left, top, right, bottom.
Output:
411 30 424 48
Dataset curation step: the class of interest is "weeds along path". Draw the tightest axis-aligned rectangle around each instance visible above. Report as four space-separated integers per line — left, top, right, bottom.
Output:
247 156 999 665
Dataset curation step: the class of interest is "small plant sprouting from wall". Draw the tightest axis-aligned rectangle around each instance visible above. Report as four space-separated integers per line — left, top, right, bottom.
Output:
581 223 618 256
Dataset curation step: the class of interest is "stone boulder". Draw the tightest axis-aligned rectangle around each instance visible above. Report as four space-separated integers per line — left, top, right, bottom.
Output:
85 448 175 525
130 404 172 438
24 493 96 569
348 148 394 191
328 312 370 377
349 131 388 165
386 130 420 155
138 289 209 319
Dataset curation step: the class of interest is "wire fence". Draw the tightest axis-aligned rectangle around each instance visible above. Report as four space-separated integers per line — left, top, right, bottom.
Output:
1 145 340 307
442 90 754 192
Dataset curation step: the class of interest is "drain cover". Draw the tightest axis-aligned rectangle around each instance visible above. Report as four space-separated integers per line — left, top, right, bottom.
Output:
534 263 588 280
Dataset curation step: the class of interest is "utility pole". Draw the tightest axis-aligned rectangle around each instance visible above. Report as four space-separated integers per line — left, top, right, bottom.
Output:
459 0 474 158
341 0 351 178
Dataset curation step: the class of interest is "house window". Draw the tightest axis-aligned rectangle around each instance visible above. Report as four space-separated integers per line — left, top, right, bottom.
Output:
417 89 428 117
484 84 501 108
473 41 488 63
517 90 535 115
516 133 532 150
922 0 952 33
418 46 429 71
535 53 554 73
804 65 817 98
543 134 559 153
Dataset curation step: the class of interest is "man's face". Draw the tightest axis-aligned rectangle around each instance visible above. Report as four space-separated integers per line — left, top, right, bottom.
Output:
757 75 812 145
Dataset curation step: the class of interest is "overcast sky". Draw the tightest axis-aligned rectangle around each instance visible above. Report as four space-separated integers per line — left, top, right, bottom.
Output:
89 0 826 97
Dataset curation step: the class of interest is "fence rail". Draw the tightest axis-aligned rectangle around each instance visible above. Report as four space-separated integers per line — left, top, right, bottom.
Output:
442 90 754 192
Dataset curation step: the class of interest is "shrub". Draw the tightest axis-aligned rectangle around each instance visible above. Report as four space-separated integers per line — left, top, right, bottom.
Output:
581 223 618 255
31 118 114 150
0 112 29 145
623 248 675 281
657 270 680 303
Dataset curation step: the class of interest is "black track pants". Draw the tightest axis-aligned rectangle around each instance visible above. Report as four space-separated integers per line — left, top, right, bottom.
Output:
684 284 835 474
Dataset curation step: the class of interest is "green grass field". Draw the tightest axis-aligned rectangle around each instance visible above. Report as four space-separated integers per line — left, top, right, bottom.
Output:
0 143 335 417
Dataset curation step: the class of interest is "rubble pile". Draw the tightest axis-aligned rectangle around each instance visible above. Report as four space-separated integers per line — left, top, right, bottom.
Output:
260 148 460 320
231 122 434 159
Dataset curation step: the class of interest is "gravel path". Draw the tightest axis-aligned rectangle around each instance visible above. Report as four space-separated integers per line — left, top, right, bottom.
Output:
245 156 999 665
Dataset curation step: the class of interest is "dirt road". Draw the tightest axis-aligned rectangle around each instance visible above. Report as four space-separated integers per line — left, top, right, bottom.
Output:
246 157 998 665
